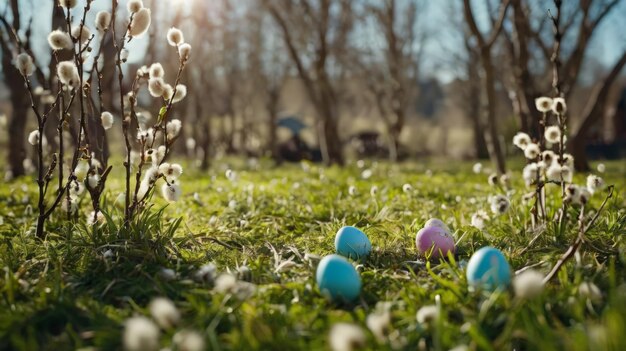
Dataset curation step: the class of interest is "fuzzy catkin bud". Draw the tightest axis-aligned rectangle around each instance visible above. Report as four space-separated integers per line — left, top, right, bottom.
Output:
167 27 184 46
149 63 164 79
101 112 114 130
178 43 191 62
127 0 144 13
48 30 73 51
57 61 79 87
129 8 151 38
71 25 91 44
59 0 77 8
16 53 35 76
148 77 165 97
171 84 187 103
95 11 111 33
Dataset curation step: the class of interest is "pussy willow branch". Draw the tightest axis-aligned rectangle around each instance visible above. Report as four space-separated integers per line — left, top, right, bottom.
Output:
543 185 615 284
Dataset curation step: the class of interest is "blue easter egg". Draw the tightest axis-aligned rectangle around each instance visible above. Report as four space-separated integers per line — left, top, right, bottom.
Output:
335 226 372 260
466 247 511 291
316 254 361 302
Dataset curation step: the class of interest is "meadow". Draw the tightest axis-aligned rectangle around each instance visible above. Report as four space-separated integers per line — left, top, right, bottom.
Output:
0 158 624 351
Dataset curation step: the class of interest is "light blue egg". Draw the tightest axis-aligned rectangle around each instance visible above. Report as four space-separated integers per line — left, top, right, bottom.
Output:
335 226 372 260
466 246 511 291
316 254 361 302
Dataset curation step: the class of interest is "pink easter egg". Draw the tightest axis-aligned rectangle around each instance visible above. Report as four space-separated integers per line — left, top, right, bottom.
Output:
415 226 455 259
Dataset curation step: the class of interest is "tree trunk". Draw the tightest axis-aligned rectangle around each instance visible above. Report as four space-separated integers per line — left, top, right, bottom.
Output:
482 50 507 174
571 50 626 171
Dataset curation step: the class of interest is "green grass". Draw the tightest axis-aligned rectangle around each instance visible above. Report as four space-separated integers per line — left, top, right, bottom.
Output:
0 158 625 350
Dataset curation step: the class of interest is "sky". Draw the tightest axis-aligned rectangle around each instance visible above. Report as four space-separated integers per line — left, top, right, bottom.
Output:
4 0 626 84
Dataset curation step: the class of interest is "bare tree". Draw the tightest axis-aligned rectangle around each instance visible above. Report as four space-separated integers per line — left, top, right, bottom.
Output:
263 0 355 166
463 0 510 175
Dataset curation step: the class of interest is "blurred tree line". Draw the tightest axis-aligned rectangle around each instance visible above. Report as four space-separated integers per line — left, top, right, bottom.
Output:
1 0 625 177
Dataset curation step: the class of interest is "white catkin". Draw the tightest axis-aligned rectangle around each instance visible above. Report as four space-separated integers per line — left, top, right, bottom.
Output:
148 77 165 97
16 53 35 76
129 8 151 38
95 11 111 32
71 25 91 44
47 30 73 51
101 111 114 130
127 0 144 13
57 61 79 87
171 84 187 103
178 43 191 62
149 63 164 78
59 0 77 8
167 27 184 46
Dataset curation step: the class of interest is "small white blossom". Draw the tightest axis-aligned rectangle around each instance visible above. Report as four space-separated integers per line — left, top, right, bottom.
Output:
471 210 489 230
472 162 483 174
194 263 217 283
596 163 606 173
544 126 561 144
101 111 114 130
489 195 510 215
47 30 73 51
370 185 378 197
95 11 111 32
149 297 180 329
87 173 100 189
366 309 391 342
416 305 439 325
524 143 540 160
166 119 182 139
535 97 553 113
158 163 183 181
120 49 129 61
129 8 151 38
547 163 573 183
513 132 531 150
562 153 574 168
166 27 184 46
16 53 35 76
127 0 144 14
123 316 160 351
348 185 357 196
402 183 412 193
329 323 366 351
28 130 40 146
552 97 567 114
487 173 498 186
170 84 187 103
173 330 205 351
522 163 539 187
86 211 105 226
541 150 556 165
586 175 604 195
513 269 544 299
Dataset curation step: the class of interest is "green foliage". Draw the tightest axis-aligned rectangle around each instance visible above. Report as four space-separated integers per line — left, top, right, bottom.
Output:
0 159 624 350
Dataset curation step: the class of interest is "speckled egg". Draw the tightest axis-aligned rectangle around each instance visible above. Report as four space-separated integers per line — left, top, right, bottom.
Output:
424 218 449 231
466 246 511 291
415 225 455 259
316 254 361 302
335 226 372 260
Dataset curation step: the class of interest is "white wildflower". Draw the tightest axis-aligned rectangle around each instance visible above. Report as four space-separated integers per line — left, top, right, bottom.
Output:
127 0 144 14
472 162 483 174
522 163 539 187
524 143 540 160
87 173 100 188
513 132 531 150
123 316 160 351
416 305 439 325
597 163 605 173
544 126 561 144
348 185 357 196
546 163 572 183
16 53 35 76
489 194 510 215
57 61 79 87
370 185 378 197
74 159 90 182
178 43 191 62
120 49 129 61
129 8 151 38
535 97 553 113
28 130 40 146
149 297 180 329
158 163 183 181
101 111 114 130
552 97 567 114
513 269 544 299
166 27 184 46
161 181 182 203
541 150 556 165
149 63 164 79
402 183 412 193
366 309 391 342
86 211 105 226
562 153 574 168
47 30 73 51
95 11 111 32
148 77 165 97
173 330 205 351
194 263 217 283
487 173 498 186
471 210 489 230
214 274 238 294
329 323 366 351
586 175 604 195
579 282 602 302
